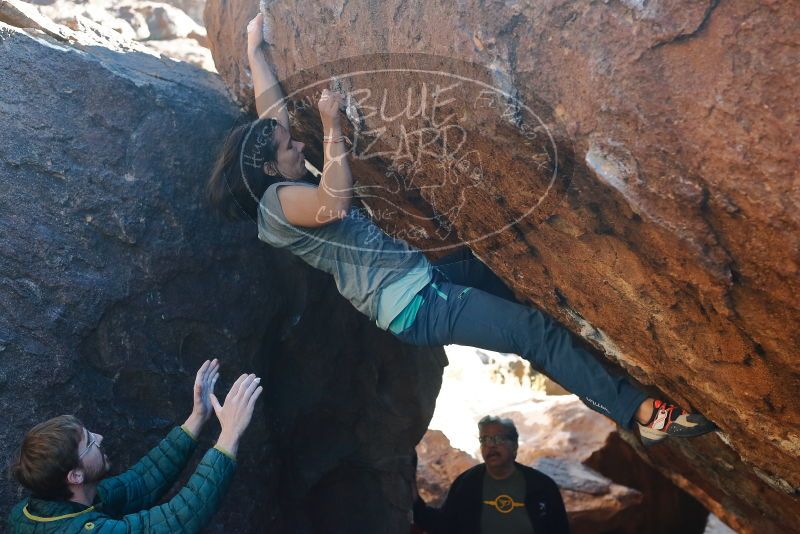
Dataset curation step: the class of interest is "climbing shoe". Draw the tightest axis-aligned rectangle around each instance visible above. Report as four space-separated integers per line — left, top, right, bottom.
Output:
637 400 717 447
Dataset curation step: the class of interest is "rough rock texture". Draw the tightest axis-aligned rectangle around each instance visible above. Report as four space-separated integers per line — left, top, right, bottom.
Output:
142 36 214 71
506 396 618 466
532 457 644 533
584 432 710 534
31 0 215 70
415 430 479 506
27 0 207 25
119 1 205 41
146 0 205 25
205 0 800 530
0 17 444 533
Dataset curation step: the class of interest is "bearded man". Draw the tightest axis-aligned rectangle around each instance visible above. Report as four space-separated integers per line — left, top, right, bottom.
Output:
7 360 263 533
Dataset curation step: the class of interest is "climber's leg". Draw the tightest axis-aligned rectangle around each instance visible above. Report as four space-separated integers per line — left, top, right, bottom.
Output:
394 275 647 428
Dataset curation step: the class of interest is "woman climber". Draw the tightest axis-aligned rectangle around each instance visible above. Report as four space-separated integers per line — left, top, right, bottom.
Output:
206 13 716 447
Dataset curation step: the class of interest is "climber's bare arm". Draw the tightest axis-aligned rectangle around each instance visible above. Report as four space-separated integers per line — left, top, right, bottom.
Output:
247 13 290 130
279 90 353 228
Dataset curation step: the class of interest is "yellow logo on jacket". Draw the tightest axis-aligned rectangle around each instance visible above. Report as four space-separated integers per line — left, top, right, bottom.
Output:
482 494 525 514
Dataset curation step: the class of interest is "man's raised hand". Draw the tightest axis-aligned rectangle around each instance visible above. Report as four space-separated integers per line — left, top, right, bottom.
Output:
182 359 220 438
211 373 264 459
193 359 220 423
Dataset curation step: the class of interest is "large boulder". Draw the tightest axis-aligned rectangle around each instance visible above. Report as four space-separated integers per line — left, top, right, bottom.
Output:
415 430 479 506
532 457 644 533
30 0 215 70
0 12 444 532
204 0 800 530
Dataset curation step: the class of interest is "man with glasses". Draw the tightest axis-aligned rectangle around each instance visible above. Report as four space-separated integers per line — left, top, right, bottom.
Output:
7 360 263 533
413 416 569 534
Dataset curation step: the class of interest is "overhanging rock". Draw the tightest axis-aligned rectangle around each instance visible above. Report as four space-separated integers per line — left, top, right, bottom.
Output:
205 0 800 531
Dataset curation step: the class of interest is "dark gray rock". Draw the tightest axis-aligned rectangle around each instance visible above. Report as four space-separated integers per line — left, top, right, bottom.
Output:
0 20 444 532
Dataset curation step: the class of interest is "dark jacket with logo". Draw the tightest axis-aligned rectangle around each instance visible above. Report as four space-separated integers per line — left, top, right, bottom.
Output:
6 426 236 534
413 462 569 534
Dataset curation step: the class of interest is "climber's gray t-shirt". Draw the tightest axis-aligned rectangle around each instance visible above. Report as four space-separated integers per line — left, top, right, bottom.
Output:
257 182 432 327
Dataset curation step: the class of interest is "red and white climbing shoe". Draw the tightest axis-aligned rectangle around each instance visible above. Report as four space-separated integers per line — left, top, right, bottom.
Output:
637 400 717 447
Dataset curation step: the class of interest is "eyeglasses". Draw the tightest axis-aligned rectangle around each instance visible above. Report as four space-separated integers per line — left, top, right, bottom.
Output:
78 432 99 460
479 435 513 446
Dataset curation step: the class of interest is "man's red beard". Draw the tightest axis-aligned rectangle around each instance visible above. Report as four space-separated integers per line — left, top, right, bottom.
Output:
84 454 111 483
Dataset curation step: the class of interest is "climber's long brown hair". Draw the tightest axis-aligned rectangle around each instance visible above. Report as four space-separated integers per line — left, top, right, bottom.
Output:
207 117 281 221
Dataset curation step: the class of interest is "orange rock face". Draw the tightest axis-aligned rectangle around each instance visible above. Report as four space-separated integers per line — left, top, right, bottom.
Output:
415 430 480 507
205 0 799 530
